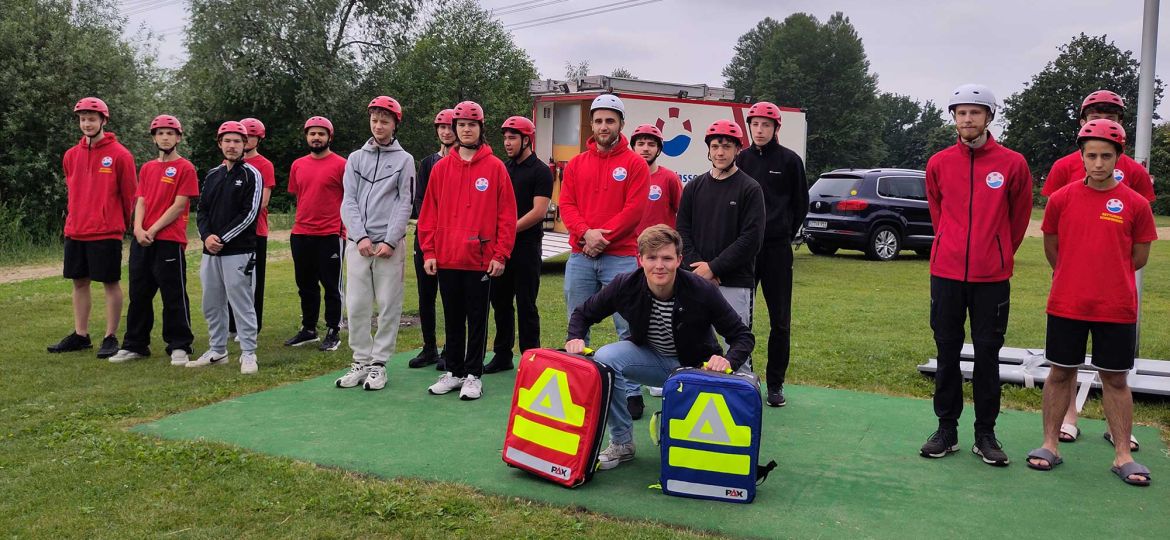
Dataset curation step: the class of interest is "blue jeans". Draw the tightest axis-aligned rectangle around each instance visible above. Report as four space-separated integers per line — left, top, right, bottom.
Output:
564 252 636 343
565 252 639 396
593 340 681 445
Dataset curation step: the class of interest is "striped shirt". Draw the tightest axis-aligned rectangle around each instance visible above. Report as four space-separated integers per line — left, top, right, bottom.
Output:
648 296 678 358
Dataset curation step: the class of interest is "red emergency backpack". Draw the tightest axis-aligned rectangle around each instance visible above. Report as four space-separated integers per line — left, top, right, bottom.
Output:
502 348 614 487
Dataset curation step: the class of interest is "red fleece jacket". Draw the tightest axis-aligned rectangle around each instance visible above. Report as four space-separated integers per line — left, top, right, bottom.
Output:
559 134 649 256
418 144 517 272
926 134 1033 282
62 132 137 241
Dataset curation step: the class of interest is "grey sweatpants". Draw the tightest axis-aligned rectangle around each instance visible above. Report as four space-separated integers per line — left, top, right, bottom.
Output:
201 253 257 354
345 238 406 365
719 285 754 374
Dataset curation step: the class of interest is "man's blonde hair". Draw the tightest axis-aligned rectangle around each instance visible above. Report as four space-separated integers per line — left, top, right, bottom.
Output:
637 224 682 256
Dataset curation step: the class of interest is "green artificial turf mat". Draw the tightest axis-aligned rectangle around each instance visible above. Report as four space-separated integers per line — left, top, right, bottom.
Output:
136 350 1168 539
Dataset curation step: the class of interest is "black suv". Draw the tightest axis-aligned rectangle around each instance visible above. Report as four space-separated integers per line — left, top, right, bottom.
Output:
802 168 933 261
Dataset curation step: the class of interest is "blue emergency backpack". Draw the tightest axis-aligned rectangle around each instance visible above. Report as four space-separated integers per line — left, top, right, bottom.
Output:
651 367 776 503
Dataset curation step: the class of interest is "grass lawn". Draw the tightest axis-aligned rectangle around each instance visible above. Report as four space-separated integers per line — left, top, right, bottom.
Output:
1 231 1167 537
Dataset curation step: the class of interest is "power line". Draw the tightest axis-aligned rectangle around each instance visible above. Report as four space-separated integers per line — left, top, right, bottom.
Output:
122 0 185 17
491 0 568 17
505 0 661 31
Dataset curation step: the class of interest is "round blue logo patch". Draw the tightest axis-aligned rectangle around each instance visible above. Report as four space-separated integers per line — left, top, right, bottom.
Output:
475 177 489 192
612 167 627 181
165 166 177 177
1113 168 1125 182
101 156 113 167
985 172 1004 189
648 185 662 201
1106 198 1124 213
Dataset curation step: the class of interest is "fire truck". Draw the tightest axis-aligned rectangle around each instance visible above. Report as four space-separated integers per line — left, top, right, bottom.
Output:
530 75 807 234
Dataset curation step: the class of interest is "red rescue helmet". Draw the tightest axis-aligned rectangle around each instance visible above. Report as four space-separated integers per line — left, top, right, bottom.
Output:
746 101 782 127
303 116 334 136
1080 90 1126 116
434 108 455 126
149 115 182 135
630 124 664 146
74 97 110 119
1077 119 1126 150
452 101 485 123
501 116 535 138
240 117 266 138
704 119 744 146
367 96 403 123
217 120 248 140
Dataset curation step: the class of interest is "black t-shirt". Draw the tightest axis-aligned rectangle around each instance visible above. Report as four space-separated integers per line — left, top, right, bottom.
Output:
676 169 766 288
506 152 554 245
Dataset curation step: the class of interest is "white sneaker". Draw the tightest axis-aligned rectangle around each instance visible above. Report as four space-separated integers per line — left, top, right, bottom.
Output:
428 372 464 395
648 386 664 397
108 349 146 363
363 364 387 391
240 352 258 374
597 441 635 470
170 350 190 366
335 362 370 388
186 350 229 367
459 374 483 400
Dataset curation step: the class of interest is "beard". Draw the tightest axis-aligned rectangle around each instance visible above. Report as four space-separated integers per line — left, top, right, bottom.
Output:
309 141 330 154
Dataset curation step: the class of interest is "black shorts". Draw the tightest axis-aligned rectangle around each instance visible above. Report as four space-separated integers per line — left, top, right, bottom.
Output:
1045 314 1136 372
63 238 123 283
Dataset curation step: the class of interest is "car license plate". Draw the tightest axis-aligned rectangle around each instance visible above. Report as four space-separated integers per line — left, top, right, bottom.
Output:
807 220 828 229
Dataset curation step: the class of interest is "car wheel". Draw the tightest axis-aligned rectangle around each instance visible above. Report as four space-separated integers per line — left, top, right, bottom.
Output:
807 241 838 256
866 225 900 261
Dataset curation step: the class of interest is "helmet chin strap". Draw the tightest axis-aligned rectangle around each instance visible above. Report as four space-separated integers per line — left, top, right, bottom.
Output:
157 144 177 156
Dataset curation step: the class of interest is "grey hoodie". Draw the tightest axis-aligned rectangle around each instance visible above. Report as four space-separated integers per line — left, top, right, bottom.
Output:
341 138 416 246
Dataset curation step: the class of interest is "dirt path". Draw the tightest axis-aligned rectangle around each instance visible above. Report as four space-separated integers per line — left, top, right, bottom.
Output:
0 230 292 285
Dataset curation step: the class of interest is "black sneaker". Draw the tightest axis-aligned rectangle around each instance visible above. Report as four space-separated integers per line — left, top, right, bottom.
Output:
972 432 1010 466
483 352 514 374
408 346 439 368
767 386 787 407
318 328 341 351
920 427 960 458
627 395 645 420
96 335 119 359
435 348 447 371
284 328 319 347
47 332 92 353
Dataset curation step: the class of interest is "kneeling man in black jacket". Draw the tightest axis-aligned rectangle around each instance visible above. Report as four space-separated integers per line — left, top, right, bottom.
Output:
565 224 755 471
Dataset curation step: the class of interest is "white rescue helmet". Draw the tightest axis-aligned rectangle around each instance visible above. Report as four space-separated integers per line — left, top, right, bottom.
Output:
948 83 997 118
590 94 625 118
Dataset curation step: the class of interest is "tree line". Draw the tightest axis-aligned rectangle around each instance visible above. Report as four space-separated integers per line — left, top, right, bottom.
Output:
724 13 1169 214
1 3 1167 258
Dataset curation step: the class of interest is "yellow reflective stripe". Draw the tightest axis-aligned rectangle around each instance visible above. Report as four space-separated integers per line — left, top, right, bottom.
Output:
511 414 581 456
668 446 751 475
668 392 752 447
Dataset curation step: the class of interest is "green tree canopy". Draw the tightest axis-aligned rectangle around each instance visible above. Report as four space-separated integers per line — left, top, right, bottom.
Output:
178 0 428 209
728 12 883 176
1002 33 1163 179
0 0 164 237
875 93 947 170
382 0 537 160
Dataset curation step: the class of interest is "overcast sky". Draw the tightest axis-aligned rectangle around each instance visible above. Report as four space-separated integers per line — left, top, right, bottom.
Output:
130 0 1170 118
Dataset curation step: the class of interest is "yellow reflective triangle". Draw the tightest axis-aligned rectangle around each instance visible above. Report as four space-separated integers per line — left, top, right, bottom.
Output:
517 367 586 427
668 392 751 447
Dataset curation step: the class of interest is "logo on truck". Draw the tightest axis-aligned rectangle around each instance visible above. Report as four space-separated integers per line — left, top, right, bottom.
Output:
656 107 693 158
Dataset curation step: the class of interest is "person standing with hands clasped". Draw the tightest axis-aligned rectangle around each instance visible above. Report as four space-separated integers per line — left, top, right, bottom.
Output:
418 101 516 401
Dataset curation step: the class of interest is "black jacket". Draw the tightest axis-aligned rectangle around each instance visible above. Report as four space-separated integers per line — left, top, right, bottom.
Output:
736 139 808 243
676 169 766 288
567 268 755 369
197 162 262 256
